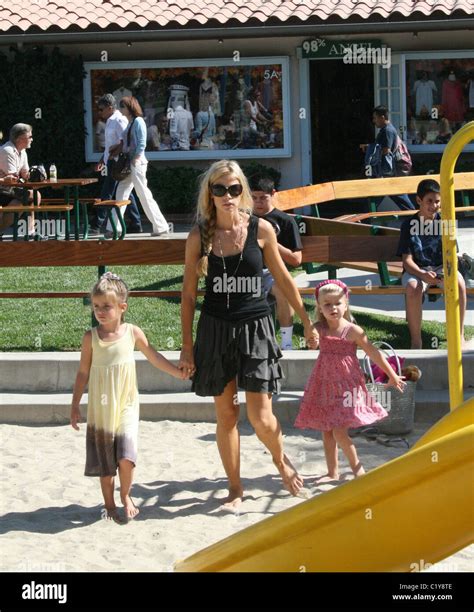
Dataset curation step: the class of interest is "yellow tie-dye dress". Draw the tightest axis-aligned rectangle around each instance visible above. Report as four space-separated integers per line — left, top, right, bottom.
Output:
85 323 139 477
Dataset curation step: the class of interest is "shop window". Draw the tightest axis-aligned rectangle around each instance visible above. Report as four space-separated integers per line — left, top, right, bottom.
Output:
406 56 474 149
84 57 291 161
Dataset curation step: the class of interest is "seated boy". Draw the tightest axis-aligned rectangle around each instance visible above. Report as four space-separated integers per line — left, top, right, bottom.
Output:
250 175 303 350
397 178 467 349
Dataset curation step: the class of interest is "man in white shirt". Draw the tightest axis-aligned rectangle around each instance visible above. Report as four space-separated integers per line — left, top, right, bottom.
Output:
0 123 39 236
91 94 142 234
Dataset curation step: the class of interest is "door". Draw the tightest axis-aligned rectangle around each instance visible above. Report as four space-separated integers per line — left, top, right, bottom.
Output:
310 60 374 185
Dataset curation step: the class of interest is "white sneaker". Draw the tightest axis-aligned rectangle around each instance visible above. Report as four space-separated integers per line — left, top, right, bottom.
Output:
151 229 170 236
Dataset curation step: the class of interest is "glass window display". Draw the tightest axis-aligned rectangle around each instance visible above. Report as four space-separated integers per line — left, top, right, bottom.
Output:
84 58 290 160
406 57 474 147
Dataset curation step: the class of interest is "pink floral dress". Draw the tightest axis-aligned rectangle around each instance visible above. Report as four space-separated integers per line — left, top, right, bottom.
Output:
295 323 388 431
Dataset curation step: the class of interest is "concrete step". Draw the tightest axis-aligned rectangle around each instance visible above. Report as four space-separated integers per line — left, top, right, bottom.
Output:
1 351 473 393
1 389 472 425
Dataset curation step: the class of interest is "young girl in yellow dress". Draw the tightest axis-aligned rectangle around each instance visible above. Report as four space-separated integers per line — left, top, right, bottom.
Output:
71 272 187 523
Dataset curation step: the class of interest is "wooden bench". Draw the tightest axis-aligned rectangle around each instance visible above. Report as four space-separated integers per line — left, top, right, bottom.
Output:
91 199 130 240
0 204 73 240
43 197 131 239
335 205 474 224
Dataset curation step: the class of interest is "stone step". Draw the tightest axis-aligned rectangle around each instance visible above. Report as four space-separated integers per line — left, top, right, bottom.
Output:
1 389 472 425
1 351 473 393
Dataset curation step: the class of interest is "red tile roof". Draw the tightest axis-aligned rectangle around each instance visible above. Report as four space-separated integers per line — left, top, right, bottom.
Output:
0 1 472 34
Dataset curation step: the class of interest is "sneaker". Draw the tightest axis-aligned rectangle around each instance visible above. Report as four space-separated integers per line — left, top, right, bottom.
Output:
151 229 170 236
89 227 102 236
127 225 143 234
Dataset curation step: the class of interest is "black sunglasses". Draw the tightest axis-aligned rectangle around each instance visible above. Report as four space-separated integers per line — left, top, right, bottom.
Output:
210 183 243 197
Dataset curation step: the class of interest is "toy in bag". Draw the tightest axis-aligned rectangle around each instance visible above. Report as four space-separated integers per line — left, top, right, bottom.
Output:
363 342 419 435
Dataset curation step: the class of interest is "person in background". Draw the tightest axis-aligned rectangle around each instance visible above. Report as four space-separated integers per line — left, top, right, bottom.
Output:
113 96 169 236
250 175 303 350
365 106 415 211
397 179 468 349
0 123 40 238
91 94 143 236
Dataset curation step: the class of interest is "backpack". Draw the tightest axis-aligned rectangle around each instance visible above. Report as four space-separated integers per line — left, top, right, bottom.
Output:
29 165 48 182
394 136 412 176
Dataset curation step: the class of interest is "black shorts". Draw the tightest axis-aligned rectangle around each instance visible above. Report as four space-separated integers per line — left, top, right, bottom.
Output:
192 311 283 397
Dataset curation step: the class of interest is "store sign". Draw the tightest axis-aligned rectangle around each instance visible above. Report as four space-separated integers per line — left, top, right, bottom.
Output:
302 38 382 59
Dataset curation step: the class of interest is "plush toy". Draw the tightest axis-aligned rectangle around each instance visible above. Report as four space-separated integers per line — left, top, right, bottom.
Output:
370 356 405 383
401 365 422 382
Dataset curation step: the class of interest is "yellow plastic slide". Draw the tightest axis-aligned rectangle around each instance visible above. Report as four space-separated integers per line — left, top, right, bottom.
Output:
175 397 474 572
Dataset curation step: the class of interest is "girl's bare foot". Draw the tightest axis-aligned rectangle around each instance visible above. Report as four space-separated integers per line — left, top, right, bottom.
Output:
221 487 244 511
274 455 304 496
353 463 366 478
105 506 124 525
312 473 340 486
121 495 139 520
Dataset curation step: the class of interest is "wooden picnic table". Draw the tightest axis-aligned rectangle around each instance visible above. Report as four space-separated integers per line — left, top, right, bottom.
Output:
11 178 98 240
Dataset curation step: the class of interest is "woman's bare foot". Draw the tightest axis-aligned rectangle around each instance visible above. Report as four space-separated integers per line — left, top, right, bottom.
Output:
274 455 304 496
105 506 124 525
221 486 244 511
312 473 340 486
353 463 366 478
121 495 140 520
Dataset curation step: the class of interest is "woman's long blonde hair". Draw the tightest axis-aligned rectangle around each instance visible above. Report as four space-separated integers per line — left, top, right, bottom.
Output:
195 160 253 277
315 283 353 324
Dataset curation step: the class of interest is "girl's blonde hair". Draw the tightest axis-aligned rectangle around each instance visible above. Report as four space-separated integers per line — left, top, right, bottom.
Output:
91 272 129 322
315 282 353 324
195 159 253 277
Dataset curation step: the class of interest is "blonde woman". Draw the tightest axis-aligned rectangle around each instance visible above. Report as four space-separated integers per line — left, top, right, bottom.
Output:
179 160 318 509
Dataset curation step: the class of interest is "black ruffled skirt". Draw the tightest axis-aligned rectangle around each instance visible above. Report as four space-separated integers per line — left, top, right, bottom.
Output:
192 311 283 397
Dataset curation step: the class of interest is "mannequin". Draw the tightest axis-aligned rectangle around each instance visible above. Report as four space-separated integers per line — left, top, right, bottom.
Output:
169 104 194 150
199 69 221 115
442 71 465 122
412 71 437 117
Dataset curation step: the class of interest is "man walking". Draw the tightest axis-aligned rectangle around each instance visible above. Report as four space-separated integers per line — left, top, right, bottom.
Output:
91 94 142 235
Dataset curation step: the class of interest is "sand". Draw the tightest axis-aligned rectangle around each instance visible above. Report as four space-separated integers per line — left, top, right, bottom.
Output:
1 420 472 573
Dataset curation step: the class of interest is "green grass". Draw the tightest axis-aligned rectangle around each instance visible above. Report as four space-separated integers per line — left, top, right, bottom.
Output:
0 266 471 351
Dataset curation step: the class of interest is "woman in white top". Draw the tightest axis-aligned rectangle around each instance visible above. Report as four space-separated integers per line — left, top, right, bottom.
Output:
113 97 169 236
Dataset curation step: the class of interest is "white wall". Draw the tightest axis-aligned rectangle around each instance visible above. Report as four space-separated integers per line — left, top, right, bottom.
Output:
2 29 472 189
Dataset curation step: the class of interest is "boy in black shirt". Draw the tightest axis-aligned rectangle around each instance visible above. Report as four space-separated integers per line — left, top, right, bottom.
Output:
250 176 303 350
397 179 467 349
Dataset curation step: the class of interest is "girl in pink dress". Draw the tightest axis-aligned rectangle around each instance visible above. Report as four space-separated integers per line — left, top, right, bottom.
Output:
295 280 406 484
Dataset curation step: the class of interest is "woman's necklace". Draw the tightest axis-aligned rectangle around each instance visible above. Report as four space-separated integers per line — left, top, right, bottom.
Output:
217 215 245 310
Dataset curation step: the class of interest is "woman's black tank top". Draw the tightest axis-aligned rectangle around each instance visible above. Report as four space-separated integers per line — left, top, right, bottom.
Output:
201 215 271 321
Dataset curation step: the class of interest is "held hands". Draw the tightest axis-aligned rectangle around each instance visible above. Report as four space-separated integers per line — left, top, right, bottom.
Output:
304 320 319 349
178 348 196 379
71 406 82 430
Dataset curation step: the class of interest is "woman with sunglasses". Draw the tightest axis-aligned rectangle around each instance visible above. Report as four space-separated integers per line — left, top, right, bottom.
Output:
179 160 318 509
